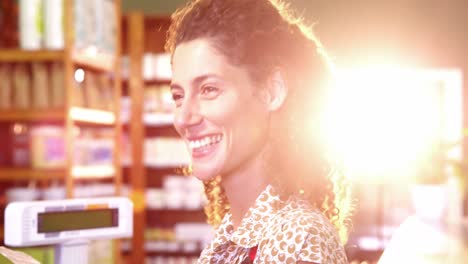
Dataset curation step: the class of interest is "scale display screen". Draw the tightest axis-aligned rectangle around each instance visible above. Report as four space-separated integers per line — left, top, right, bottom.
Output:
37 208 118 233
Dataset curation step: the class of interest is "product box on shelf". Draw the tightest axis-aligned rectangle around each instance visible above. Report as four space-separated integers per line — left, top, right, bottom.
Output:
0 64 13 109
30 126 66 169
11 123 30 167
31 62 49 108
0 62 66 111
13 63 31 109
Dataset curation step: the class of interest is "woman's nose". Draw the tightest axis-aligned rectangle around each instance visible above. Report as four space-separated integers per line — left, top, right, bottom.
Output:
174 98 203 131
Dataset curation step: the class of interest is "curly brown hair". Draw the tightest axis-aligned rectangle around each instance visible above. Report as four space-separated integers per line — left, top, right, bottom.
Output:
166 0 353 242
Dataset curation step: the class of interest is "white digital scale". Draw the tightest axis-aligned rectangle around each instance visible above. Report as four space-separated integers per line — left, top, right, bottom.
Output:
4 197 133 264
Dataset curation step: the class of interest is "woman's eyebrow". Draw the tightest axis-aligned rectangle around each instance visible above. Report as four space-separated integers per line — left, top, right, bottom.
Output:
171 74 221 92
192 74 220 87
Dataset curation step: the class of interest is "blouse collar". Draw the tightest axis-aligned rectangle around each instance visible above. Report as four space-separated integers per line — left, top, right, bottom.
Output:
213 185 283 249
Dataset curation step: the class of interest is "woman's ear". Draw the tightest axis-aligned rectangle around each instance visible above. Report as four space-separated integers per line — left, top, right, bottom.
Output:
265 69 288 111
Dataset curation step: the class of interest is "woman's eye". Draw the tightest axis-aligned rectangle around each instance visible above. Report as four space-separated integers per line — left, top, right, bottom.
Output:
171 93 184 106
201 86 220 99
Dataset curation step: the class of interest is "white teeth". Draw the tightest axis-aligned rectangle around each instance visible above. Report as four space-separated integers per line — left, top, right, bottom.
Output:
188 135 222 150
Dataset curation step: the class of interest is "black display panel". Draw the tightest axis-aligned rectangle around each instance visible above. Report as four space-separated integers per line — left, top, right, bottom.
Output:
37 208 118 233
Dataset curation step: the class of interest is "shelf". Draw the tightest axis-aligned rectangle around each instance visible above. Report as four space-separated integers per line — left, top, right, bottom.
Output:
0 107 115 125
122 77 171 85
69 107 116 125
0 49 64 62
143 113 174 127
146 209 206 226
0 165 115 181
72 49 115 72
0 109 65 122
121 240 202 257
71 165 116 179
0 167 65 181
121 112 174 127
0 49 115 73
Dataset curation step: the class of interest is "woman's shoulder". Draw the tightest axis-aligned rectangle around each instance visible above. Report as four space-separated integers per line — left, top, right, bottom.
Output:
278 197 335 231
258 198 348 263
278 198 347 263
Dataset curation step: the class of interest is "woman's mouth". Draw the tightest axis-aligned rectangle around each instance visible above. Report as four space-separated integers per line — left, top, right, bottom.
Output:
188 134 223 158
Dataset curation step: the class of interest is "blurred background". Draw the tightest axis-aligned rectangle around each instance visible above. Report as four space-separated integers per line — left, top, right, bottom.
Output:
0 0 467 263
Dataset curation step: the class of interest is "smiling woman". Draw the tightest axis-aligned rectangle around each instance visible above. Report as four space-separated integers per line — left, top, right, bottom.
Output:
165 0 352 263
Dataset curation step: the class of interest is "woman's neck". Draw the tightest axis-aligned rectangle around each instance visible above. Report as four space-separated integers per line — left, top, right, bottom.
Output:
221 150 270 230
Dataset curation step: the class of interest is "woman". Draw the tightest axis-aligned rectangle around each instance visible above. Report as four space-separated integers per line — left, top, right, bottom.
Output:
166 0 352 263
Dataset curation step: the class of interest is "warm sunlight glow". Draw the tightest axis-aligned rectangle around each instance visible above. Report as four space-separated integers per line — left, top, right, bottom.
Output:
321 66 462 182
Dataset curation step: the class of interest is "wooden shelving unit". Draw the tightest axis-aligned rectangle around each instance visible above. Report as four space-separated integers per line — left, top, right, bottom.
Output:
0 168 65 181
0 49 65 61
0 107 117 124
122 12 207 264
0 109 65 122
0 0 122 193
125 12 146 264
72 50 116 73
69 107 117 125
0 0 123 262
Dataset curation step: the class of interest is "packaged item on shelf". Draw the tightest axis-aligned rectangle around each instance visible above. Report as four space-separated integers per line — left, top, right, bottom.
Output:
98 73 114 111
121 131 132 166
121 55 129 80
43 0 64 49
12 63 31 109
42 185 66 200
74 0 96 51
161 176 205 210
11 123 30 166
144 138 190 167
143 53 155 80
73 72 85 107
95 0 104 52
50 62 65 107
0 63 13 109
6 186 40 202
74 128 114 167
144 85 160 113
84 71 100 108
154 53 172 80
31 62 49 108
163 176 183 209
30 125 65 169
99 0 117 54
73 184 115 198
175 223 214 253
89 136 114 165
159 84 175 113
0 123 11 165
145 188 165 209
0 0 19 48
120 97 131 124
18 0 42 50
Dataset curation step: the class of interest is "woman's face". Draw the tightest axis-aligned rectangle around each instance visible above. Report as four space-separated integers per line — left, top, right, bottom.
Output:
171 39 270 181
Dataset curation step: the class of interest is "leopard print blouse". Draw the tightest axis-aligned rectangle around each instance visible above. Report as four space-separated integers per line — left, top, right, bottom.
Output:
198 185 348 264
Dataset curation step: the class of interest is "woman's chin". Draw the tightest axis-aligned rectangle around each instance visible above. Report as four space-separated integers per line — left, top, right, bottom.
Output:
191 165 220 182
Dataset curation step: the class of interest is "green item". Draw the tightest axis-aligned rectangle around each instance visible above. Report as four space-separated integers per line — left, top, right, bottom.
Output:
13 246 54 264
